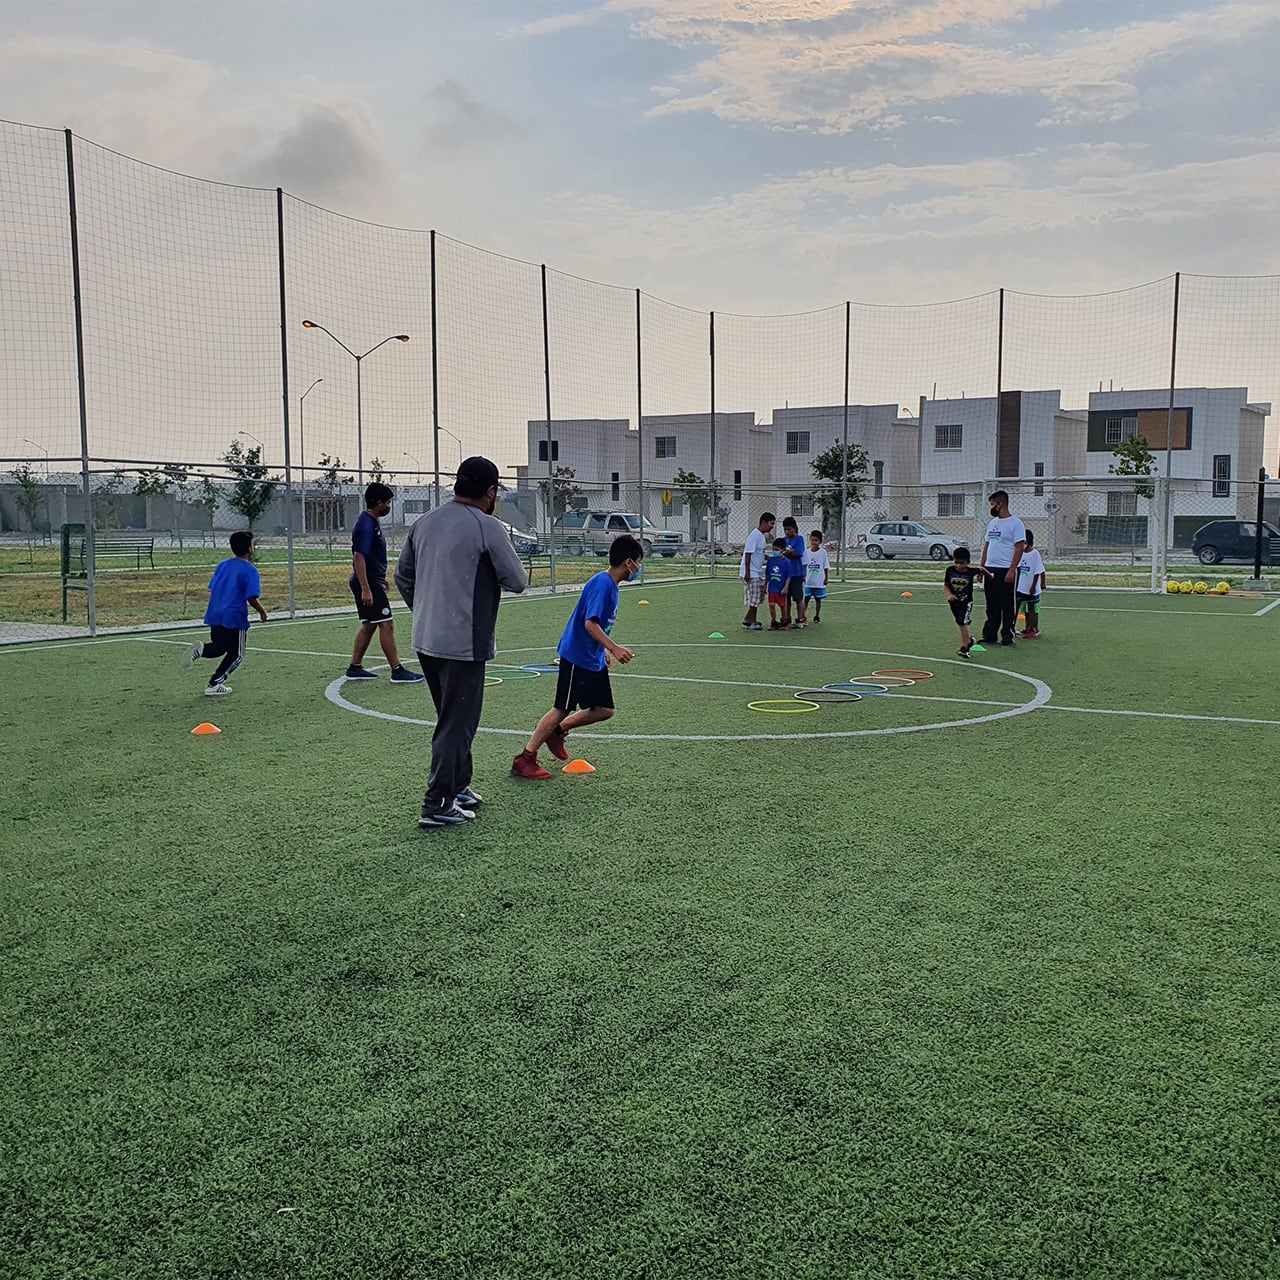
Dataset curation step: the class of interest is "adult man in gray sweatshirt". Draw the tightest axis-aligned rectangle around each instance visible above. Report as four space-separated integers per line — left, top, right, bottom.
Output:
395 455 528 828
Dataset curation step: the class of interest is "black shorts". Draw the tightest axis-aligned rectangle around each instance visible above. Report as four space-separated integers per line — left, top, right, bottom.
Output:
554 660 614 713
350 574 393 625
787 577 804 604
950 599 973 627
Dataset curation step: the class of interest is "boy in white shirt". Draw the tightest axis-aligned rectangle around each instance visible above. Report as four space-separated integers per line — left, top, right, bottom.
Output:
1015 527 1046 638
740 511 776 631
799 529 830 624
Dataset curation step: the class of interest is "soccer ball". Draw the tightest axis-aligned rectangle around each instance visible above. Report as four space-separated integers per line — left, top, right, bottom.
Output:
1165 579 1179 594
1216 581 1230 593
1193 581 1208 594
1179 581 1194 593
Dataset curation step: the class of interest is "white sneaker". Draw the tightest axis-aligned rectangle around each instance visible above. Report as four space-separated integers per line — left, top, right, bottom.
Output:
182 641 202 670
204 684 233 696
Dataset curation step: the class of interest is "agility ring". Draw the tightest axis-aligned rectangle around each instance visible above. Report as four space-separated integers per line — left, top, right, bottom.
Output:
748 699 820 714
520 662 561 673
858 674 916 688
796 688 862 703
828 681 891 694
489 664 543 680
872 669 933 680
483 675 504 687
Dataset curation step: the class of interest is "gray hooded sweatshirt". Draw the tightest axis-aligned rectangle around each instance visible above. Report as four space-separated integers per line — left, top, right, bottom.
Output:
394 501 528 661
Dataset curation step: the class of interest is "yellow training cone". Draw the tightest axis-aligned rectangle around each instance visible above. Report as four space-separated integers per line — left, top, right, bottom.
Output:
190 722 222 735
563 759 596 774
638 599 650 605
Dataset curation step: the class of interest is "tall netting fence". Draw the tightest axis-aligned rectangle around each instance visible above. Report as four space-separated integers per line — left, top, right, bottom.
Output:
1 120 1278 642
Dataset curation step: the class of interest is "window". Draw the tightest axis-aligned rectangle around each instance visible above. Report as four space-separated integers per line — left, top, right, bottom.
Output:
1213 454 1231 498
1106 490 1139 516
536 439 559 462
654 436 677 459
1033 462 1044 497
785 431 811 455
873 461 884 500
937 493 965 517
934 424 962 451
403 499 430 514
790 494 809 518
733 469 742 502
611 471 620 503
1104 416 1137 445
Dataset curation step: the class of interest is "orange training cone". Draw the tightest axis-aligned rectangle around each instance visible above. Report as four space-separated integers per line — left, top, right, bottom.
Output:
563 759 596 774
190 722 222 735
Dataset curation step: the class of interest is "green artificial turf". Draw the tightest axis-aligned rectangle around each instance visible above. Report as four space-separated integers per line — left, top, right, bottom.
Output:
2 581 1277 1279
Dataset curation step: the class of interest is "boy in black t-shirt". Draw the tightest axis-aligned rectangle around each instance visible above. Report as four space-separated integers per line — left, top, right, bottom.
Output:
944 546 988 659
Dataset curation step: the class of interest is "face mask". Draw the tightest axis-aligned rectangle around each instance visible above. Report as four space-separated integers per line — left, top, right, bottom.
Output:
990 507 1000 517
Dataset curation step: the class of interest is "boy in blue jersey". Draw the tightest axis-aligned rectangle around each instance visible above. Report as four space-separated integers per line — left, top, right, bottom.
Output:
345 482 423 683
511 534 642 780
781 516 807 628
766 537 789 630
181 529 268 696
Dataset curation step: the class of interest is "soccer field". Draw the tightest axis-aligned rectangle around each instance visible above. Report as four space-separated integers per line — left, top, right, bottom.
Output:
2 579 1278 1279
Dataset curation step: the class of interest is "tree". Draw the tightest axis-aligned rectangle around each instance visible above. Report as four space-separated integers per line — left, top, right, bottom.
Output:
9 463 45 562
810 440 870 538
91 470 128 531
1108 433 1156 501
190 475 223 534
673 468 715 542
540 465 581 521
315 453 354 551
221 439 279 530
368 456 387 485
135 464 192 550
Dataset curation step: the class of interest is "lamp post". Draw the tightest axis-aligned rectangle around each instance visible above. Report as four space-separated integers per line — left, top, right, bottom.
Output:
301 321 410 484
21 438 49 479
299 378 323 534
402 451 421 484
237 429 263 457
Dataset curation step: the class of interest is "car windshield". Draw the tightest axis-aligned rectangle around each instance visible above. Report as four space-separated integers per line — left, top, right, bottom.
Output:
916 524 946 535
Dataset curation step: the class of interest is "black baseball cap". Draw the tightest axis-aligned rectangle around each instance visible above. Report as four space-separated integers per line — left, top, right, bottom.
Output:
455 455 499 496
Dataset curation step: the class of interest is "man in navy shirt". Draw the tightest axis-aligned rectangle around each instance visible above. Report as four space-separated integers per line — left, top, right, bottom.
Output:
181 529 267 696
512 535 642 780
346 482 423 683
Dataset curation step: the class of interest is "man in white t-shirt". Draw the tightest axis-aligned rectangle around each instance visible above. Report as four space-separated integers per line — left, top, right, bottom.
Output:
979 489 1026 646
740 511 776 630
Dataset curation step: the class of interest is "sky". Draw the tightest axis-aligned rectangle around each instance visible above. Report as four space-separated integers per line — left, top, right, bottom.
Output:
2 0 1280 474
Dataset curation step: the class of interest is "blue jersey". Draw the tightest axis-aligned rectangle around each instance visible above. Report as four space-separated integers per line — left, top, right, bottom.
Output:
785 534 806 577
204 556 261 630
766 554 789 594
557 570 620 672
351 510 387 585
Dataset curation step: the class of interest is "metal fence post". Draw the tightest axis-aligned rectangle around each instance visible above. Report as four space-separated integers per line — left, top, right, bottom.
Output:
277 188 296 617
709 310 716 578
541 263 556 592
430 230 441 511
840 300 850 582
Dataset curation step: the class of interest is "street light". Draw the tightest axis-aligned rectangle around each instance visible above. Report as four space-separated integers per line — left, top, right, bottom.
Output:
237 429 263 457
402 451 421 484
440 428 465 466
21 438 49 479
301 321 410 484
299 378 324 534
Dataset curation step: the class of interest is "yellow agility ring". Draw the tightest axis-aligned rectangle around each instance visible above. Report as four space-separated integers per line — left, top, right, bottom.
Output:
747 699 820 714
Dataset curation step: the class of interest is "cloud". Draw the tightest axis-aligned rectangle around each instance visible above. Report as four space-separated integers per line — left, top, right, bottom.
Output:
423 79 524 149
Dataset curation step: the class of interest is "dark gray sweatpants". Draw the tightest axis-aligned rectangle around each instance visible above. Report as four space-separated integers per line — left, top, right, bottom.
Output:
417 655 487 807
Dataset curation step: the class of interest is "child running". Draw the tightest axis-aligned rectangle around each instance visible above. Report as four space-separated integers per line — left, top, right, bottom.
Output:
943 546 987 659
800 529 830 624
1016 528 1046 638
182 530 268 695
511 535 642 780
766 537 789 630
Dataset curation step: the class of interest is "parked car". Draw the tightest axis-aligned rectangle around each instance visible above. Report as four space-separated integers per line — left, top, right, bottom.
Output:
552 511 684 557
1191 519 1280 565
499 521 540 557
864 521 955 561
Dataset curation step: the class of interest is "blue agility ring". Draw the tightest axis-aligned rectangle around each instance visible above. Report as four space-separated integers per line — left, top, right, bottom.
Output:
827 681 890 695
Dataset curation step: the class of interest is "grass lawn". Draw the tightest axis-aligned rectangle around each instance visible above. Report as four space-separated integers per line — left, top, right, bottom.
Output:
1 579 1277 1278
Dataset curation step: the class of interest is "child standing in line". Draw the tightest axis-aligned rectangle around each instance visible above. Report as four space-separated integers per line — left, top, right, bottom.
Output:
511 535 641 780
1016 528 1046 638
800 529 830 624
781 516 806 628
943 546 987 659
766 537 790 631
182 529 268 695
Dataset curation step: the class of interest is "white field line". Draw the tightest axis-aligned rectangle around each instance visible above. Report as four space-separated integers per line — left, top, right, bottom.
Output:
1255 596 1280 616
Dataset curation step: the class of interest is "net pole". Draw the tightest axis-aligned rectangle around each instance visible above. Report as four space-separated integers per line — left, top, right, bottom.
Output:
995 286 1004 480
1157 272 1180 591
840 300 850 582
541 262 556 592
276 188 296 617
1253 467 1266 580
635 288 643 541
430 230 441 510
709 309 716 579
64 128 95 634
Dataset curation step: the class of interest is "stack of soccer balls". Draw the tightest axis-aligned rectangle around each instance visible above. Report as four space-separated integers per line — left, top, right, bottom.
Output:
1165 579 1231 595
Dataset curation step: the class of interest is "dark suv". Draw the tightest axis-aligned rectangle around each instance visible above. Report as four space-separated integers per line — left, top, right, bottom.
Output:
1191 519 1280 565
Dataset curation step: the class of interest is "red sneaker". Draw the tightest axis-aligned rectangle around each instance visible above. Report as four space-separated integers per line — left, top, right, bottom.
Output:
546 727 570 761
511 752 552 781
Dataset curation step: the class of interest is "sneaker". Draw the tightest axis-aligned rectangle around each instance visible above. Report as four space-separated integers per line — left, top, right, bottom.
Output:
546 727 570 762
418 801 475 829
204 683 233 696
1023 629 1039 639
1001 638 1015 646
345 665 379 680
455 786 483 809
794 620 807 629
812 616 821 624
746 622 763 631
511 752 553 781
390 666 425 683
957 647 970 660
767 623 782 632
181 641 202 670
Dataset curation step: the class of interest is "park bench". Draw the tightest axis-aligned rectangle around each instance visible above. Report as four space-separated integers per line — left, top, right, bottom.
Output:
60 523 156 621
